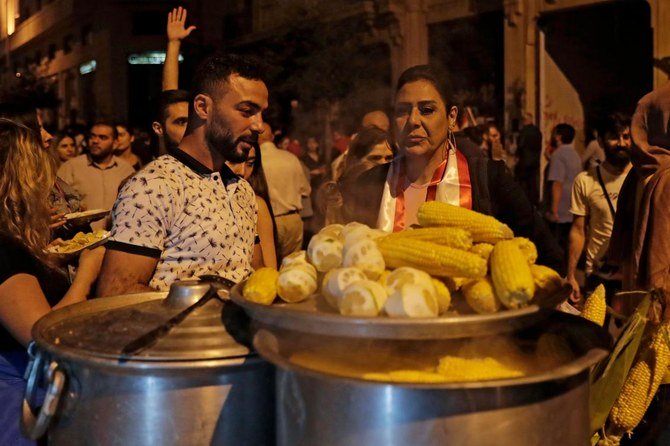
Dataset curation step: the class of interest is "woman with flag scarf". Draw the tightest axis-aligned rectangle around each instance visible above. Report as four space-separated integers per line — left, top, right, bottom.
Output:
345 65 563 272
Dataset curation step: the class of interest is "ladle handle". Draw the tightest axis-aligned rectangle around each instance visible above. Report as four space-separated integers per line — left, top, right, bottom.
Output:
21 358 65 440
121 285 218 356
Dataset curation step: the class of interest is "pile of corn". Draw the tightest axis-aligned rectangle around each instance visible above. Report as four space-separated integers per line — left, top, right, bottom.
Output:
242 202 564 317
599 320 670 444
376 201 563 314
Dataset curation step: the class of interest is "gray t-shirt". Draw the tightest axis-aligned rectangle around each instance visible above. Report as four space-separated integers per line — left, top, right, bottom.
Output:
547 144 582 223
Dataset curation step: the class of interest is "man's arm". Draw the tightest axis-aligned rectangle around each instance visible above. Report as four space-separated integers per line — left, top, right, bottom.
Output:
162 7 196 91
567 215 586 302
96 249 159 296
549 181 563 221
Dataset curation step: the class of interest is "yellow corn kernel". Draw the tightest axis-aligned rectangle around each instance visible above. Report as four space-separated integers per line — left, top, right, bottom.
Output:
417 201 514 244
243 267 279 305
436 356 525 381
381 227 473 251
512 237 537 264
443 276 468 292
490 240 535 309
462 277 501 314
581 284 606 326
376 237 487 279
609 321 670 435
530 264 563 301
470 243 494 261
431 278 452 314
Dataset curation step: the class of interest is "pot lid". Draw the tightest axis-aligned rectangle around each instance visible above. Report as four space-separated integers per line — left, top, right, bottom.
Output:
35 280 253 361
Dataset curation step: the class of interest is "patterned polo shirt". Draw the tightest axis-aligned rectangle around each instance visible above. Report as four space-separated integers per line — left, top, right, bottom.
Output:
107 148 257 290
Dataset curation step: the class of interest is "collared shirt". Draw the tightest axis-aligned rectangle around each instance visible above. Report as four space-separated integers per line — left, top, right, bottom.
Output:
547 144 582 223
107 148 257 290
260 141 311 216
57 154 135 221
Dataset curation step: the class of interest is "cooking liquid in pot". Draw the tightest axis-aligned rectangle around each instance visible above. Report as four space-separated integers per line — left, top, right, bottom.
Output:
285 329 575 383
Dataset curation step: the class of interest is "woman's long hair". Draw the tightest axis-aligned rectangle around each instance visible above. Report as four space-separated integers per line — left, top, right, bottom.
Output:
0 119 56 260
49 132 77 167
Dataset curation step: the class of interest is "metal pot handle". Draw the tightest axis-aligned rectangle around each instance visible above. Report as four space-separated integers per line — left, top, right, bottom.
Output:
21 357 66 440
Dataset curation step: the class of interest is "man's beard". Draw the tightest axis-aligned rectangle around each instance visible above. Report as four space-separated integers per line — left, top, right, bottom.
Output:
605 144 631 168
205 124 254 164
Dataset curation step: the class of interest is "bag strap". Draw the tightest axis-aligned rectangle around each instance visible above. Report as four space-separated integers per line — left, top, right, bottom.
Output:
596 165 616 218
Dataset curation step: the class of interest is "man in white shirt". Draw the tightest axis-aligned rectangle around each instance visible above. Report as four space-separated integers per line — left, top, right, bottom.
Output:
259 122 311 257
567 114 632 302
57 123 135 230
96 53 268 295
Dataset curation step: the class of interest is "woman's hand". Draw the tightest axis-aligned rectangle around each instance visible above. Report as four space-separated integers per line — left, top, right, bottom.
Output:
49 207 67 229
167 7 196 42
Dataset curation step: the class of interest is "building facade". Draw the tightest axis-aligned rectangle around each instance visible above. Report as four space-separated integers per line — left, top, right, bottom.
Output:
1 0 668 144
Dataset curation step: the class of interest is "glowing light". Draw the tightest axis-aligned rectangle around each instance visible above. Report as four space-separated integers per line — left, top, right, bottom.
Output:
79 60 97 75
127 51 184 65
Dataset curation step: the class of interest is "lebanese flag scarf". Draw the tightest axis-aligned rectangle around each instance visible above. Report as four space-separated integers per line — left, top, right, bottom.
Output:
376 143 472 232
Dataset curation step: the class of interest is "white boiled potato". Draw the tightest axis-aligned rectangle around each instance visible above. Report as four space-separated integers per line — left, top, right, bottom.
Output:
339 280 388 316
321 267 368 309
281 250 309 270
342 225 373 248
384 283 439 318
307 234 343 272
342 238 385 280
385 267 436 297
319 224 344 240
277 266 318 303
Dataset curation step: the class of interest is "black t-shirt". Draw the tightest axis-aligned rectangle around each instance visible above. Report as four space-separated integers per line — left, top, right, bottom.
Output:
0 234 69 351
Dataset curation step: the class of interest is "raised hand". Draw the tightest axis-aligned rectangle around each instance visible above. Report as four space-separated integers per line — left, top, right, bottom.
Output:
167 6 197 42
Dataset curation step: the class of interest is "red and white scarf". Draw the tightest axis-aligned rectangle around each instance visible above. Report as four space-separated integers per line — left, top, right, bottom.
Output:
376 146 472 232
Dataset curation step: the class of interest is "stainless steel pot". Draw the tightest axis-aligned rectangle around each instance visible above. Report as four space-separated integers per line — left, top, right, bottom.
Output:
21 281 275 445
252 312 610 446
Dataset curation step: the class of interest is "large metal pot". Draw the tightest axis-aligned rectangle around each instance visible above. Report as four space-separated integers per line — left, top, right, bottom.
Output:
21 280 275 445
252 312 610 446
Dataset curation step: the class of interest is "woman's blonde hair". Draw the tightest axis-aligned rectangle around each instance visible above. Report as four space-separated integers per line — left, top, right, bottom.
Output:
0 118 55 260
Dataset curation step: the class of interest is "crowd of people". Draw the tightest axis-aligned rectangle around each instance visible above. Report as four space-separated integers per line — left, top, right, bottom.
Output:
0 6 669 445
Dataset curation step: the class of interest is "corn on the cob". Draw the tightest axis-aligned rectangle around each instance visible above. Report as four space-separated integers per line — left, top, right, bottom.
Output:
462 277 501 314
530 264 563 300
431 278 451 314
381 227 473 250
609 321 670 435
376 237 487 278
582 284 606 326
417 201 514 243
535 333 573 369
243 267 279 305
512 237 537 264
490 240 535 309
470 243 494 261
443 276 468 292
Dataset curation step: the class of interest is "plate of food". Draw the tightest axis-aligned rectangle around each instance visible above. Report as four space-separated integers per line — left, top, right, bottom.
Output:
63 209 110 225
48 230 111 257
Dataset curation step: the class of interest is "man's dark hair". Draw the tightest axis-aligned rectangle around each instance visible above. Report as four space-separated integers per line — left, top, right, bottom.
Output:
190 53 267 100
395 65 452 106
114 122 132 133
554 123 576 145
0 102 40 136
154 89 190 125
90 121 118 140
597 113 631 139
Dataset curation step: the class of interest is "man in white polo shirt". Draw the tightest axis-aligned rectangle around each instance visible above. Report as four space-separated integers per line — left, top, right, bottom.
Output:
96 53 269 294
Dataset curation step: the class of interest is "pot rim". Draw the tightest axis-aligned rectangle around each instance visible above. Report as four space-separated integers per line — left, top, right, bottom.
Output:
253 329 610 390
